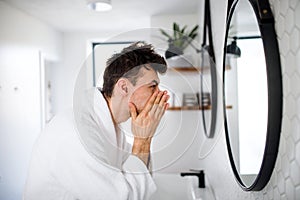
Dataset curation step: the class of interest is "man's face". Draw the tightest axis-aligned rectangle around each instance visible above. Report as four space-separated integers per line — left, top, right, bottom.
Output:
129 67 160 113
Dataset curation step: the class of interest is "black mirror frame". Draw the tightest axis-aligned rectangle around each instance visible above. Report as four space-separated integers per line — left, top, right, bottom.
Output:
222 0 283 191
201 0 218 138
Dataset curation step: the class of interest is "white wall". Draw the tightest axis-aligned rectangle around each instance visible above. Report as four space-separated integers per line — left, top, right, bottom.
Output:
0 2 63 61
0 2 63 199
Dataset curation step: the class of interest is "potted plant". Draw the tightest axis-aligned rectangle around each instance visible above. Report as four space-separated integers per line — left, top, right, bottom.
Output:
160 22 199 59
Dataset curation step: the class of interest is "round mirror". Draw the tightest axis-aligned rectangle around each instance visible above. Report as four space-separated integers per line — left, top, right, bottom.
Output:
223 0 283 191
200 0 217 138
201 46 217 138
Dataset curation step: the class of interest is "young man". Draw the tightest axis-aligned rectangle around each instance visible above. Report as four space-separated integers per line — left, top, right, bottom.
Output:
24 42 169 200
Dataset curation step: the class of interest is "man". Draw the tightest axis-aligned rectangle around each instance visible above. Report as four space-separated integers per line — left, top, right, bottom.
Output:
24 42 169 200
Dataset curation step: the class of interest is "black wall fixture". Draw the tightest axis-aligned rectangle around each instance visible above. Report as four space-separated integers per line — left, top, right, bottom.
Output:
226 35 261 58
223 0 283 191
226 38 241 58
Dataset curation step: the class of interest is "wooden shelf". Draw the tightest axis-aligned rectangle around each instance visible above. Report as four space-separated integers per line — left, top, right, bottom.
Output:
225 105 233 109
167 105 232 111
168 67 201 72
168 65 231 73
166 65 232 111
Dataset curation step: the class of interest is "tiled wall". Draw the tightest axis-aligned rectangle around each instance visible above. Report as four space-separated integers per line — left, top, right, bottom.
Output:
264 0 300 199
203 0 300 199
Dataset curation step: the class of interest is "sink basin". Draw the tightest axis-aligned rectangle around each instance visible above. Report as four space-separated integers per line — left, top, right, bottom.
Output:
150 173 215 200
186 176 216 200
150 173 191 200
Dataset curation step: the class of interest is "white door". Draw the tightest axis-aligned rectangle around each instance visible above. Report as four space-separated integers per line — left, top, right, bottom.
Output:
0 47 42 200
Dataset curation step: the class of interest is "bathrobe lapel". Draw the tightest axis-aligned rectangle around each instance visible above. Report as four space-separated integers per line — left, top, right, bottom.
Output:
75 88 127 169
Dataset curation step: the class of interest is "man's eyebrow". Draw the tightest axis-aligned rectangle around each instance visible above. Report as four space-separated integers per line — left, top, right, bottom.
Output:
151 80 159 85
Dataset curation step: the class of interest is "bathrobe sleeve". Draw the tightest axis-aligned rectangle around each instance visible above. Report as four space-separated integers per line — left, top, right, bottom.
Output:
50 132 156 200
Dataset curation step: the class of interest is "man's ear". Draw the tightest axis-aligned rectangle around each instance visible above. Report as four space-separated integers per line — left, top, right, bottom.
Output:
116 78 129 96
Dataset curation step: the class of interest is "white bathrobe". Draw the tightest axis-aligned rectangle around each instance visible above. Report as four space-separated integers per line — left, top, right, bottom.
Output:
24 88 156 200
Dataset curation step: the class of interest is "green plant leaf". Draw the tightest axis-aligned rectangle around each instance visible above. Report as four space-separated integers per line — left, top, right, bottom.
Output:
160 29 172 40
173 22 181 40
159 22 199 51
181 25 187 34
189 33 198 40
173 22 180 32
188 25 199 38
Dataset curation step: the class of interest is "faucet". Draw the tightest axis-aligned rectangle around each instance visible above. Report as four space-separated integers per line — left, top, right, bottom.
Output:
180 170 205 188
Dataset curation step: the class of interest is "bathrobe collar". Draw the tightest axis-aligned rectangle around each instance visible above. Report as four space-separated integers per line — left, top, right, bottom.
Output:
74 88 125 169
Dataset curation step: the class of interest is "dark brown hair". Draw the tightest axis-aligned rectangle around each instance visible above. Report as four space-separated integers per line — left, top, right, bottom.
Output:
102 42 167 97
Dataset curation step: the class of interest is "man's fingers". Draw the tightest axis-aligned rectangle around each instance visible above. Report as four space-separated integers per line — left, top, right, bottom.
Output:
157 102 168 119
158 92 169 107
154 94 169 118
129 102 137 120
154 91 164 104
164 102 169 110
141 91 158 114
154 92 169 113
140 91 169 118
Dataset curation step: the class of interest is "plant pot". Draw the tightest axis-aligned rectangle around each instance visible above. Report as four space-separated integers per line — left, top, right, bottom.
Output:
166 54 193 68
165 45 183 59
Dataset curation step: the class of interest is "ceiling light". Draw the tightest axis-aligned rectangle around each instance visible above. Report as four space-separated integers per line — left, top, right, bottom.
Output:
86 0 112 12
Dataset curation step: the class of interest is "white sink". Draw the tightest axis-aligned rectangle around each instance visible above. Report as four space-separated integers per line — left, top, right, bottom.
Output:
150 173 215 200
150 173 191 200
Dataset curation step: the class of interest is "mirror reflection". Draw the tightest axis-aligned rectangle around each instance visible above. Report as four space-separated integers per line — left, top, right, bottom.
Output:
201 48 212 136
224 0 268 187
